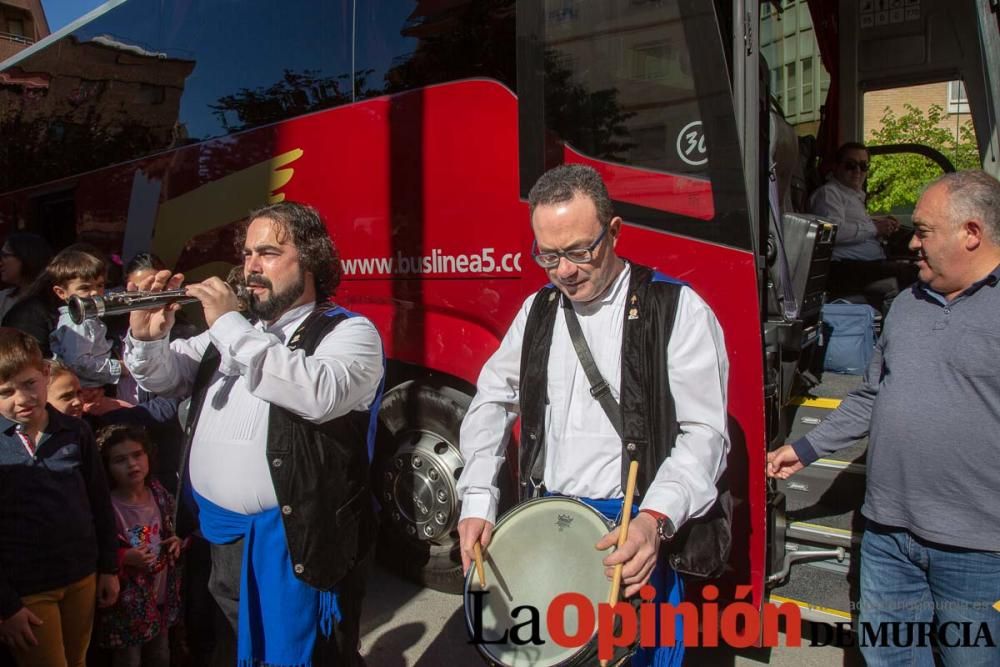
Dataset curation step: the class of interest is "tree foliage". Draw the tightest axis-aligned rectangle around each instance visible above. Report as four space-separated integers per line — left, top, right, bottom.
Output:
866 103 979 214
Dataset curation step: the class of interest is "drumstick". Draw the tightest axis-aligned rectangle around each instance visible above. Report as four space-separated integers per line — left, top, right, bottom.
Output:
601 460 640 667
473 541 487 589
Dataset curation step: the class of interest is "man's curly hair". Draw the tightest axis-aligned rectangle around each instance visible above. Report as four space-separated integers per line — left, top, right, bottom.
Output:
238 202 341 302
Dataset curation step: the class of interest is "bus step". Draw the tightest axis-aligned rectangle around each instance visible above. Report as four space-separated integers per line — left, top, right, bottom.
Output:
787 520 855 549
779 458 866 513
771 559 857 624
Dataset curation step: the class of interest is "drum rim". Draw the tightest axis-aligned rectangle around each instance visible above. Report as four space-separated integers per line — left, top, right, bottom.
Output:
462 496 614 667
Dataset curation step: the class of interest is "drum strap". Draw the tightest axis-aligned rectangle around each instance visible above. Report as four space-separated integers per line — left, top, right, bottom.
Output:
527 294 625 494
561 294 624 439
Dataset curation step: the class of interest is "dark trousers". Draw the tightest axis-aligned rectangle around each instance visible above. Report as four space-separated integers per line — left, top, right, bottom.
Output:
208 540 370 667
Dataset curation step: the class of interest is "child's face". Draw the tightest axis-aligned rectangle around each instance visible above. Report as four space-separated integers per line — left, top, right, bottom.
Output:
48 372 83 418
53 276 106 302
0 365 48 425
107 439 149 488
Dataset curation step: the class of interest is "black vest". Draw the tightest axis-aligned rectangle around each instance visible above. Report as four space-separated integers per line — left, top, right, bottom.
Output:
518 262 731 579
176 307 381 590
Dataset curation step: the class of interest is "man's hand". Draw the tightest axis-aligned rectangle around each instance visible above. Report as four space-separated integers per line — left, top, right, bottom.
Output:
873 215 899 238
0 607 42 651
185 276 241 328
767 444 804 479
596 512 660 598
128 270 183 341
96 574 120 608
458 517 494 574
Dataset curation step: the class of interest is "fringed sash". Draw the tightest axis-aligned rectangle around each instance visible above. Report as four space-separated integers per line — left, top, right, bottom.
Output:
194 492 340 667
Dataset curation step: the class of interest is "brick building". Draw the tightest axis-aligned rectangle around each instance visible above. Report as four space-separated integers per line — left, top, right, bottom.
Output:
863 81 972 142
0 0 47 63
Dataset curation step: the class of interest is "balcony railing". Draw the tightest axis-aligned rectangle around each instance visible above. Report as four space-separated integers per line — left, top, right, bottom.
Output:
1 31 34 46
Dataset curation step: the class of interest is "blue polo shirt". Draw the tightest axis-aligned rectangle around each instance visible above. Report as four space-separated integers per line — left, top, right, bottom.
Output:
794 266 1000 550
0 405 118 617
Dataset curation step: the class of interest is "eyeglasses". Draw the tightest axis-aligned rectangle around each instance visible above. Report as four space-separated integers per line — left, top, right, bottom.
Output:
841 159 869 172
531 226 609 268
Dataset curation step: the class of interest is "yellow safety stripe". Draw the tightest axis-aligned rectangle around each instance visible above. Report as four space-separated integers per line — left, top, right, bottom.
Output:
788 397 842 409
769 594 853 620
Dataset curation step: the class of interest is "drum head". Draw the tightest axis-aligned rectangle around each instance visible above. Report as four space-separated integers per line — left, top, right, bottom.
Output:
464 497 612 667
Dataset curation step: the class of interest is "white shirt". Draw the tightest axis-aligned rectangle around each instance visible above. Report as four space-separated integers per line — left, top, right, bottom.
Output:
808 178 885 261
457 265 730 528
124 302 384 514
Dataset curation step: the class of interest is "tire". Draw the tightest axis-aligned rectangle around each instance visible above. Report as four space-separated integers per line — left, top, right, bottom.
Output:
373 380 471 594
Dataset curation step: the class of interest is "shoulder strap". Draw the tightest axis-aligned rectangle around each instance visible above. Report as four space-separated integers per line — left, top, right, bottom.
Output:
286 305 350 355
561 295 623 439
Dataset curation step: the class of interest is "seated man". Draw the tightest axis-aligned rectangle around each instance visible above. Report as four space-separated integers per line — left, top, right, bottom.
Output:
809 142 915 315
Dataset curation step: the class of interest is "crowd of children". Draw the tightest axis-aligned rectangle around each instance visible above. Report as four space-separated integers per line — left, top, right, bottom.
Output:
0 241 194 667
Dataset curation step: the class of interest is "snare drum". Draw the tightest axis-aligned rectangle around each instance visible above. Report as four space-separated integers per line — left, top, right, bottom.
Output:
463 497 632 667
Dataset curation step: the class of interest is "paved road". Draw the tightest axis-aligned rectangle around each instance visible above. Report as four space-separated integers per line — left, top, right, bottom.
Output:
359 564 864 666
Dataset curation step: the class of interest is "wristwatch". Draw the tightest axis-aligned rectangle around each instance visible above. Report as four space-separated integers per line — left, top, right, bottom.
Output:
640 509 676 542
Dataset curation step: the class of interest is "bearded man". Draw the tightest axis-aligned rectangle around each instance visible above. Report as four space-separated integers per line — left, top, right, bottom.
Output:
124 202 385 666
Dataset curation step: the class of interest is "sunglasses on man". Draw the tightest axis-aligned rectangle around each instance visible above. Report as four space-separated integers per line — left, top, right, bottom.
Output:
841 159 869 172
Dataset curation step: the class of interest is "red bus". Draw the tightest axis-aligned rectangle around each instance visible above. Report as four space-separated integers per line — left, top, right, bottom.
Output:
2 0 997 625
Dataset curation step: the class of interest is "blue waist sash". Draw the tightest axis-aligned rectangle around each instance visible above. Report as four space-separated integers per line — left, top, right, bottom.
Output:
194 491 340 667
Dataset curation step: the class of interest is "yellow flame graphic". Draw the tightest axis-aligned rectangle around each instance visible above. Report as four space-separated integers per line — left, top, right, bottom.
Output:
152 148 303 267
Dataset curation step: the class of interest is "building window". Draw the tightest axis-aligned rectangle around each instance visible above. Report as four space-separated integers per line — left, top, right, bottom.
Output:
631 42 673 81
947 80 969 114
785 62 797 116
7 18 25 36
801 57 813 116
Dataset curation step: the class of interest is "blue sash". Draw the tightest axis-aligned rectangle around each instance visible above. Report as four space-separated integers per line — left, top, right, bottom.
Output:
194 491 340 667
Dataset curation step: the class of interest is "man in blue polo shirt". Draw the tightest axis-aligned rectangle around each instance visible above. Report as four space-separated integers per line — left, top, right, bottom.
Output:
769 170 1000 666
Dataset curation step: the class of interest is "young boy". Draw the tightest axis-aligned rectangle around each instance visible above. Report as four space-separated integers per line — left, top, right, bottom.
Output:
47 248 126 391
0 328 119 665
46 360 84 419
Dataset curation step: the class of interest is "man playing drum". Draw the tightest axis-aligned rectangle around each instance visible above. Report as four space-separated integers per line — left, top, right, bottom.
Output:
457 165 731 666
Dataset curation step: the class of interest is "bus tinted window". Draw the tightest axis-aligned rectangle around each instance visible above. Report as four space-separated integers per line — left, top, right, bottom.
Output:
354 0 515 99
1 0 351 193
518 1 750 250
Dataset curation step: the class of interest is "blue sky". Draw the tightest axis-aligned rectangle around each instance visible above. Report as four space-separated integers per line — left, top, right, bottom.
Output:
43 0 107 32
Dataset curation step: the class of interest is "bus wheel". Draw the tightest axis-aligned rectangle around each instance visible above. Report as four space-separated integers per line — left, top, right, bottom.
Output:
374 380 469 593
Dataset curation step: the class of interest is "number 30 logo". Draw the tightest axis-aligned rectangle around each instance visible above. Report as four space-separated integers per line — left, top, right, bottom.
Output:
676 120 708 166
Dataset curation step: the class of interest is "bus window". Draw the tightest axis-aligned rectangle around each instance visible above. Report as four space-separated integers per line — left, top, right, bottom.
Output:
517 0 749 250
863 82 980 215
354 0 516 98
0 0 353 193
759 0 831 139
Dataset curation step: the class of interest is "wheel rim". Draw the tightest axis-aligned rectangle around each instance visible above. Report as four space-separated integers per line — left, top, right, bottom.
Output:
382 429 463 542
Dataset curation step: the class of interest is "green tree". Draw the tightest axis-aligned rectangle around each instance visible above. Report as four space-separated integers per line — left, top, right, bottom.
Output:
866 103 979 213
